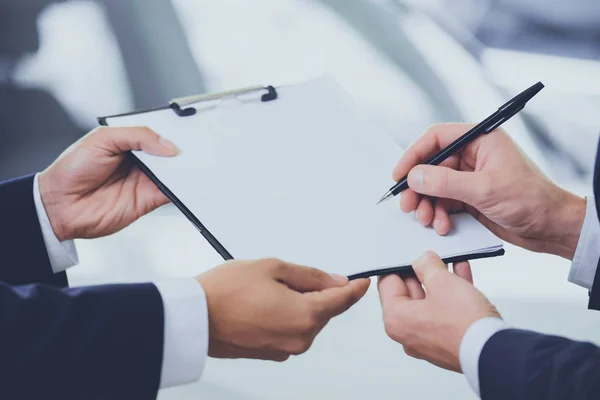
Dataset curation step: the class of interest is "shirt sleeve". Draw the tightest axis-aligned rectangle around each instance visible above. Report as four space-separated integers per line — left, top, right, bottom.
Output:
569 196 600 290
154 279 209 388
33 173 79 273
34 173 209 387
459 317 511 397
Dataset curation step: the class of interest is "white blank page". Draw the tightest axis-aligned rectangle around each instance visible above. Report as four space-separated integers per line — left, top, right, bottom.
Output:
105 76 502 276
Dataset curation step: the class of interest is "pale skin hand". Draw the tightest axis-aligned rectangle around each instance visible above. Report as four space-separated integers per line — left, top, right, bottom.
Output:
393 123 586 260
197 258 371 361
38 126 179 242
378 252 500 372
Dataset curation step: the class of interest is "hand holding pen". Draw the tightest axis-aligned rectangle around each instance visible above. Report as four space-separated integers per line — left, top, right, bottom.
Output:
381 85 585 261
377 82 544 205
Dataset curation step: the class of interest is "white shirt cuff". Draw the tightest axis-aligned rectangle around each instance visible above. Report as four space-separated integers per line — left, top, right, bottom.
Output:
569 196 600 290
459 317 511 397
33 173 79 273
154 279 209 388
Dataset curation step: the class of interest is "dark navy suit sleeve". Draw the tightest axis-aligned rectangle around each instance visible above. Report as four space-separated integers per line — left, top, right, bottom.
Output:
478 138 600 399
479 329 600 400
0 174 67 286
0 175 165 397
0 282 165 399
588 258 600 310
588 139 600 310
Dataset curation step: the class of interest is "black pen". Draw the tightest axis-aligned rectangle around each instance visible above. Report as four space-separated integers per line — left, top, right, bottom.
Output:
376 81 545 205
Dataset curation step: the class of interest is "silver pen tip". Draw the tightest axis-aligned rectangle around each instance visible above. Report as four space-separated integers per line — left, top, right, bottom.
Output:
376 191 393 205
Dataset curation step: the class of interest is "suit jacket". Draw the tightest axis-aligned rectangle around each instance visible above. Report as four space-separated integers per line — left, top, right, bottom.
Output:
0 175 164 399
479 141 600 399
590 139 600 310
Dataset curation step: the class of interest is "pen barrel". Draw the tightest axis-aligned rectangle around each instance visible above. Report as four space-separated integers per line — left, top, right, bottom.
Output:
391 179 409 195
428 111 506 167
382 82 543 203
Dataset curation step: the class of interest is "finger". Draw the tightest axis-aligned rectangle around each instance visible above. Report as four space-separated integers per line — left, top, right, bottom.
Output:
92 126 179 157
392 124 476 182
399 154 459 215
415 197 434 226
439 154 460 170
400 190 420 213
432 200 451 235
407 165 490 206
453 261 473 284
130 167 171 208
404 275 426 300
209 343 291 362
412 251 450 289
378 274 411 306
270 260 348 292
310 278 371 318
446 198 466 213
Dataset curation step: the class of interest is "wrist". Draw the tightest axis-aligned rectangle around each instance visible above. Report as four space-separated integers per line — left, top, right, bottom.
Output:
196 275 218 356
38 171 70 242
459 316 510 396
543 191 586 260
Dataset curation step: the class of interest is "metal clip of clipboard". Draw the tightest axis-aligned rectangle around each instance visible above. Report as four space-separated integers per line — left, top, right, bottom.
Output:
169 85 278 117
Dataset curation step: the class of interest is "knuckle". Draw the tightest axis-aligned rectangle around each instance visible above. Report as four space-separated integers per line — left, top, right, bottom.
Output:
293 307 320 333
137 126 156 136
383 315 405 341
263 258 284 270
286 338 312 356
424 124 441 137
308 267 326 282
403 345 422 360
303 311 321 331
273 354 290 363
89 126 109 139
423 123 455 138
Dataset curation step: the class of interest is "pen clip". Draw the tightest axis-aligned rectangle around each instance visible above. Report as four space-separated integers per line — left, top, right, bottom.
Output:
485 102 526 133
484 116 507 134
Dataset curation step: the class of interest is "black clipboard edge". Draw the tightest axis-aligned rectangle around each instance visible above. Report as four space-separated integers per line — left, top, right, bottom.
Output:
98 115 234 261
98 105 170 127
347 248 505 280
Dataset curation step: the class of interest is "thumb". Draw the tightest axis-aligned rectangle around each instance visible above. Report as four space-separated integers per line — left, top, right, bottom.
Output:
412 251 450 290
272 261 348 293
93 126 179 157
407 165 488 205
307 278 371 319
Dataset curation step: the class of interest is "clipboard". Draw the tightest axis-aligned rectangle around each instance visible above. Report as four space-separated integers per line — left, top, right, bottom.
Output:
99 85 279 262
98 77 504 279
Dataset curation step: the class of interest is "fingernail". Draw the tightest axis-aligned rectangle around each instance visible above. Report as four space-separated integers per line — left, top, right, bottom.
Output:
159 136 179 154
414 251 435 266
415 208 422 221
330 273 348 283
433 219 440 232
409 167 424 190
